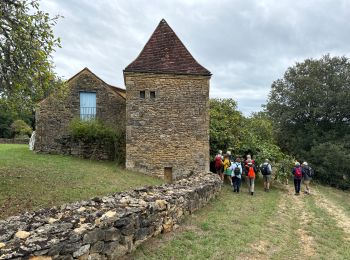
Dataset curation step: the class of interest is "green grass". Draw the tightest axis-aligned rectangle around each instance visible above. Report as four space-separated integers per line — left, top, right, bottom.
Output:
132 181 350 259
314 184 350 216
0 144 162 219
133 183 288 259
303 193 350 259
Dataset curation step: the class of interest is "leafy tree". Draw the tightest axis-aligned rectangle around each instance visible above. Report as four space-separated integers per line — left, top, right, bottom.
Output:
0 0 61 114
209 99 286 165
266 55 350 188
209 98 244 157
11 119 32 138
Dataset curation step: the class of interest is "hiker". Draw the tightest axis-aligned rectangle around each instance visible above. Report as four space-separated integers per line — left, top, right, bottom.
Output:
214 150 224 181
227 150 234 162
223 154 233 185
292 161 303 195
302 162 313 195
245 161 256 195
260 159 272 192
230 157 243 192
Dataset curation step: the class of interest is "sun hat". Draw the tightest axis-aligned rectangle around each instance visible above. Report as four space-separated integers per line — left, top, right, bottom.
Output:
302 162 308 166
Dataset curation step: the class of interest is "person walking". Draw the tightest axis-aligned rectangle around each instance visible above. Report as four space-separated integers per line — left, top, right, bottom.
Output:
292 162 303 195
246 161 256 195
260 159 272 192
230 157 243 192
302 162 313 195
223 154 233 185
214 150 224 181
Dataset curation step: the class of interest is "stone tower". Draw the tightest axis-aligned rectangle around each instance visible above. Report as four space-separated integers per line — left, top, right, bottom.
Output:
124 19 211 180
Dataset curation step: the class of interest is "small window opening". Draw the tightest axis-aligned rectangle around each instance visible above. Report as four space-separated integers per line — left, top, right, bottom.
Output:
140 91 145 99
150 91 156 99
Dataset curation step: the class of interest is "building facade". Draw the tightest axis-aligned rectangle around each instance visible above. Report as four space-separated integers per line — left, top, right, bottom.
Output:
35 68 126 159
124 19 211 180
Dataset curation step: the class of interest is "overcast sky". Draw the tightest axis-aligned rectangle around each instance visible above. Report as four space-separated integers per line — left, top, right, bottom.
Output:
41 0 350 115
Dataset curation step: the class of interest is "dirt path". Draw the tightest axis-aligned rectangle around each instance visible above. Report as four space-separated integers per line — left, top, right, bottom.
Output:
312 187 350 240
237 184 316 259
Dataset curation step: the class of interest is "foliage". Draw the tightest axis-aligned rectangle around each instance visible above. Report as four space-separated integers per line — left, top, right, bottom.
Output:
310 141 350 189
266 54 350 188
69 119 119 142
209 98 243 157
10 119 32 138
0 0 61 114
69 119 125 164
209 99 287 165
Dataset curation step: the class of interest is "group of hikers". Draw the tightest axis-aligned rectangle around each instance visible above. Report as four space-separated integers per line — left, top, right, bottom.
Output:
214 150 314 196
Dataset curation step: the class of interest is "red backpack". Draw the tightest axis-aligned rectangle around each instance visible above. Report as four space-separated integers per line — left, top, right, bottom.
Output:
248 166 255 179
295 167 302 179
215 155 223 168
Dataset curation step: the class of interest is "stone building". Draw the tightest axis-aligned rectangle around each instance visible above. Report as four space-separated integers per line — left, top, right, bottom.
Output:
35 68 126 159
124 19 211 180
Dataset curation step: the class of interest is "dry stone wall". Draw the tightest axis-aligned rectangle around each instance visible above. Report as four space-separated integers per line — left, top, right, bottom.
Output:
0 173 221 259
124 73 210 180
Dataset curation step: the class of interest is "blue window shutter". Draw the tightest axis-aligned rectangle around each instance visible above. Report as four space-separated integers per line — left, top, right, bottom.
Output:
80 92 96 120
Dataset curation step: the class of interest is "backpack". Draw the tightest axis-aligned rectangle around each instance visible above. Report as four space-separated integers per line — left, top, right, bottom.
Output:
295 167 302 179
248 166 255 179
305 166 314 177
261 164 271 175
215 155 223 169
233 163 241 176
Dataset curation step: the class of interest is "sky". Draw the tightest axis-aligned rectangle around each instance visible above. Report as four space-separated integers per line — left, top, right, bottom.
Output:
41 0 350 115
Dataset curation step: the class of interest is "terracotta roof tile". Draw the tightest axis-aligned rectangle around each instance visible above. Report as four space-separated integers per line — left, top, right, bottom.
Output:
124 19 211 76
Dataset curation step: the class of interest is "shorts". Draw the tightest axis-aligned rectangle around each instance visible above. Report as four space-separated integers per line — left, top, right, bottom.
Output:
224 169 232 176
263 175 271 182
215 167 223 174
304 180 310 185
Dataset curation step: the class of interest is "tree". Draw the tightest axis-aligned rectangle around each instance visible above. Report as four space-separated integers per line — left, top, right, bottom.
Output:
266 55 350 188
209 98 244 157
209 99 286 165
11 119 32 137
0 0 61 114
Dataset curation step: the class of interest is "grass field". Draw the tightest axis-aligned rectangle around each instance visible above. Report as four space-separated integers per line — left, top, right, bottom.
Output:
0 144 162 219
130 180 350 259
1 145 350 259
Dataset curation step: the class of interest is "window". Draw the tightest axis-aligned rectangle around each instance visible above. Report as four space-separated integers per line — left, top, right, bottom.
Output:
140 91 145 99
80 92 96 120
150 91 156 99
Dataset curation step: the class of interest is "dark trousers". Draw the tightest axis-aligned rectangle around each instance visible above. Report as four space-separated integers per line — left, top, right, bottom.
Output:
232 176 242 192
294 178 301 194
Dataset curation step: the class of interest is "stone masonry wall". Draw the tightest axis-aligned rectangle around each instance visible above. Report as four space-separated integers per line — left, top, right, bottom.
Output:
35 69 126 159
124 73 210 180
0 173 221 259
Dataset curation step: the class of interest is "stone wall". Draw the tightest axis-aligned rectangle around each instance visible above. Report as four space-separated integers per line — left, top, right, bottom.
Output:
0 173 221 259
56 136 119 161
0 139 29 144
124 73 210 180
35 68 126 160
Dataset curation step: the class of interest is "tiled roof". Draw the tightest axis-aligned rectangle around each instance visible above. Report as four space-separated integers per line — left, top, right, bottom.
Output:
124 19 211 76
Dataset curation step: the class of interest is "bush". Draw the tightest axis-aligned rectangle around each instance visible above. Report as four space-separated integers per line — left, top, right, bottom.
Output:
310 141 350 190
69 119 125 164
10 119 32 138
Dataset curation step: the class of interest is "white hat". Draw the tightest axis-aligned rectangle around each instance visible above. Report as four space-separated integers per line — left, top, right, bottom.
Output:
227 151 231 155
295 161 300 166
302 162 308 166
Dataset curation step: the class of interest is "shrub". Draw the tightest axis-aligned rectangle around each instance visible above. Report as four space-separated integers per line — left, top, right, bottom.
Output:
10 119 32 138
69 119 125 164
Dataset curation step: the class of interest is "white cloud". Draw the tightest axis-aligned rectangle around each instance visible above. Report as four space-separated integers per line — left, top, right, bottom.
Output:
41 0 350 114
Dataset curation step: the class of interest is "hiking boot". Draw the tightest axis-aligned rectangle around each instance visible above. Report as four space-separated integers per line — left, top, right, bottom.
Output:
251 192 254 196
